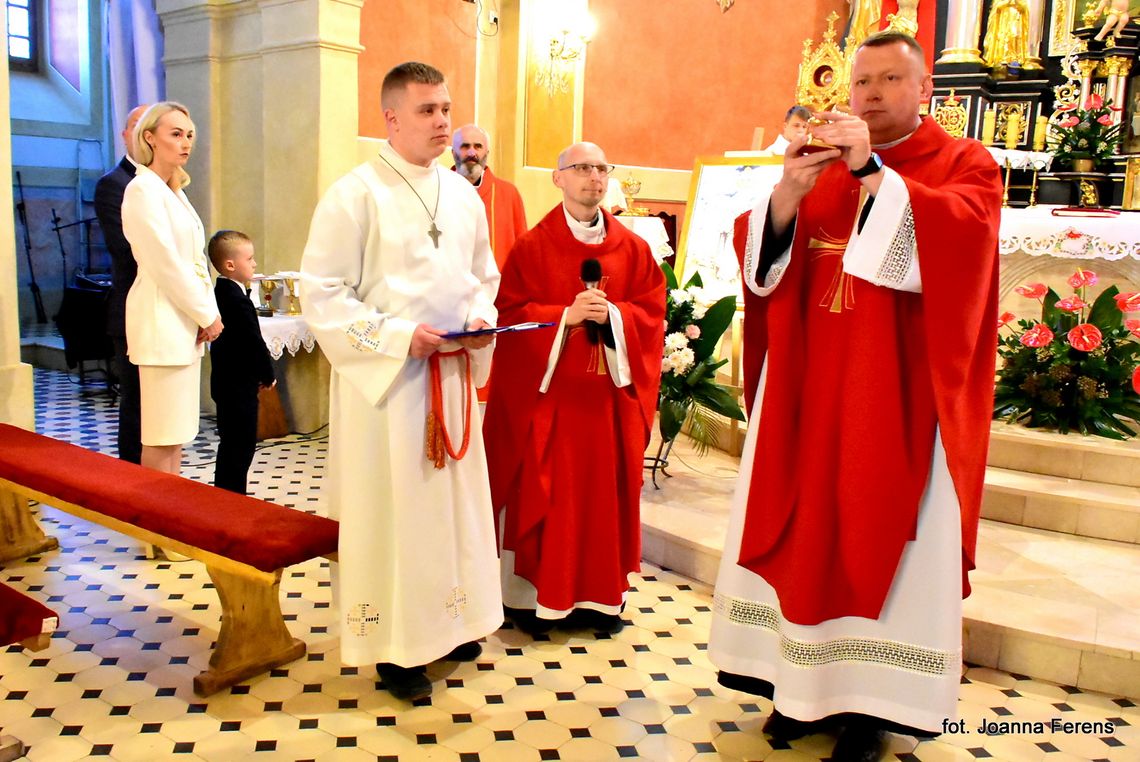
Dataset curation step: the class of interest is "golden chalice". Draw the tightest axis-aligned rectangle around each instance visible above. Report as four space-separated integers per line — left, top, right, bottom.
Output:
619 173 651 216
282 276 302 315
257 278 278 316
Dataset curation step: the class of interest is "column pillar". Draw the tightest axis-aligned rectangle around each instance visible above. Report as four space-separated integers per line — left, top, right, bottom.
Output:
936 0 984 65
156 0 362 271
0 51 35 429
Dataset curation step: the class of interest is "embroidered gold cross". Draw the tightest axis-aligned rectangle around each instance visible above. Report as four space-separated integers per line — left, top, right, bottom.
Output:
809 231 855 313
445 587 468 619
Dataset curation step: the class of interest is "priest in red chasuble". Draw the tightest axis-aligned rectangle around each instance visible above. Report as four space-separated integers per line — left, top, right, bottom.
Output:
483 142 665 635
709 32 1001 761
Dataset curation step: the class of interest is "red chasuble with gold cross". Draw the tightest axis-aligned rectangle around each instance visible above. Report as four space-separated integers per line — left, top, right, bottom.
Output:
737 117 1002 626
483 207 665 610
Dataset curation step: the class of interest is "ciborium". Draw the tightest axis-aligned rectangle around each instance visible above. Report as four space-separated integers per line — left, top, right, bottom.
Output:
619 173 651 216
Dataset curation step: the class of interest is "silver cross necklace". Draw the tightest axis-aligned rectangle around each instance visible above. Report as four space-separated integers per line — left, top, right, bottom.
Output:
378 153 442 248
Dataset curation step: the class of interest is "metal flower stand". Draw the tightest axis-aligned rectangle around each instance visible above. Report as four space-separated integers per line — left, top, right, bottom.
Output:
644 437 677 490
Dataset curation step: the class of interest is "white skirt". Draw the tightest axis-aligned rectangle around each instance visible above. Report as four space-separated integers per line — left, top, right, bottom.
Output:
139 361 201 446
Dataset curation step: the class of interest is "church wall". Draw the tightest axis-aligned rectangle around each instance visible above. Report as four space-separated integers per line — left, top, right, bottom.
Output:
357 0 479 139
9 0 106 327
580 0 851 171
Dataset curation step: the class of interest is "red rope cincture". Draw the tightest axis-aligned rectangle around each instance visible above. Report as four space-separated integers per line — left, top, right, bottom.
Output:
425 349 473 469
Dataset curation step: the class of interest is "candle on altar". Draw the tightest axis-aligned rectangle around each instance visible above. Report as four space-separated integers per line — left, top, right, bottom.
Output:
1005 111 1021 150
1033 115 1048 151
981 108 996 145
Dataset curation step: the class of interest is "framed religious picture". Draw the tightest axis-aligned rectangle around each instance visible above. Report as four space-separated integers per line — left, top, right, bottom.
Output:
1123 157 1140 210
675 155 785 303
1126 72 1140 153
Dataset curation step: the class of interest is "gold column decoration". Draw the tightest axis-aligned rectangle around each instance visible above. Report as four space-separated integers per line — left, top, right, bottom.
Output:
1103 56 1133 127
996 102 1029 147
796 12 851 112
933 90 969 138
1077 57 1099 106
937 0 985 65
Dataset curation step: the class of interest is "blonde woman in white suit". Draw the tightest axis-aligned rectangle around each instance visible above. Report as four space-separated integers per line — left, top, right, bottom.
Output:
122 102 223 476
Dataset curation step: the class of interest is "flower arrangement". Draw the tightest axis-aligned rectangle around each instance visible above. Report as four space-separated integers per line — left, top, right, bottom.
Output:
1047 93 1124 168
658 263 746 453
994 267 1140 439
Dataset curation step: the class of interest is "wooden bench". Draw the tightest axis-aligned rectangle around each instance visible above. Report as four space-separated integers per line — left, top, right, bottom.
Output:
0 423 338 696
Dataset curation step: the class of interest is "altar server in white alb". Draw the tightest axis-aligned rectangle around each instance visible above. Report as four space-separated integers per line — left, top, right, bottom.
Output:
300 61 502 702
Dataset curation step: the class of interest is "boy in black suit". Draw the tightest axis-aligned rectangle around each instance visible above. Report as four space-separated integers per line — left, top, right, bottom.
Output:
208 230 275 494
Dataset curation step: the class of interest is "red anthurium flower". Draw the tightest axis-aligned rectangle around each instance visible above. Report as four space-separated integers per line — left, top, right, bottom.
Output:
1055 296 1087 312
1084 93 1104 110
998 311 1016 328
1056 101 1078 112
1067 268 1098 288
1097 114 1114 126
1020 323 1054 347
1067 323 1103 351
1058 116 1079 128
1133 365 1140 395
1115 292 1140 312
1126 318 1140 339
1015 283 1048 299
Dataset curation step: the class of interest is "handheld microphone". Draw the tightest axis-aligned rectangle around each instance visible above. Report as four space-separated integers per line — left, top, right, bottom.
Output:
580 258 602 290
580 259 611 347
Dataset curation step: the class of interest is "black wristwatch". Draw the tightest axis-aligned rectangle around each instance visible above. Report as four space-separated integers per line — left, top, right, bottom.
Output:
850 152 884 179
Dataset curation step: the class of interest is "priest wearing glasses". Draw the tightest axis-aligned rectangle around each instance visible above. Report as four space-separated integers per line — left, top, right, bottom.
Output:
483 143 665 637
300 62 503 702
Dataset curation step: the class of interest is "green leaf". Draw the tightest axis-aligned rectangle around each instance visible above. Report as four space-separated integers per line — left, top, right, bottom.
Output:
658 399 690 442
693 385 746 421
685 406 723 457
691 296 738 362
684 271 704 289
661 261 678 291
1088 284 1123 330
1042 288 1062 328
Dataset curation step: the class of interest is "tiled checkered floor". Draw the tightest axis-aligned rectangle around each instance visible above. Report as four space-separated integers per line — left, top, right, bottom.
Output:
1 368 1137 761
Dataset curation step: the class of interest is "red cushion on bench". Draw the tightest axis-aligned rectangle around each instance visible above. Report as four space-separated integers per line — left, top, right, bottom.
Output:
0 424 338 573
0 581 57 647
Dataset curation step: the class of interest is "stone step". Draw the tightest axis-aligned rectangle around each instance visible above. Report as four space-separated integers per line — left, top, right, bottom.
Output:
983 466 1140 544
639 436 1140 699
989 421 1140 489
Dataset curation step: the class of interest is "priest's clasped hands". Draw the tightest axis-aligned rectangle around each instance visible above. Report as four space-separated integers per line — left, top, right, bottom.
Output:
566 288 610 327
411 319 494 359
770 111 879 235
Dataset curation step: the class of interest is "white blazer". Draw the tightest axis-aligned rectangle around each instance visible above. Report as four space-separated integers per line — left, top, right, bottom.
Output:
122 165 218 366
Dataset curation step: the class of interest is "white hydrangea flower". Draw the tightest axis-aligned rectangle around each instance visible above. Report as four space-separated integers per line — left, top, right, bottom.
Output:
692 303 709 320
670 288 692 304
664 332 690 351
661 356 673 373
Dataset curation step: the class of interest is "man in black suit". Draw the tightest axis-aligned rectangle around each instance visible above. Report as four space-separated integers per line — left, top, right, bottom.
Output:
207 230 275 494
94 104 148 464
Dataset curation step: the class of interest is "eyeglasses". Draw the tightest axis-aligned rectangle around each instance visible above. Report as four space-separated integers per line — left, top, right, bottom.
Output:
557 163 615 176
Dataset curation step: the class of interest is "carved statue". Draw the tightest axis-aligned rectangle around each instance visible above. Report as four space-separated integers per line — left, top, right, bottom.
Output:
982 0 1032 68
1092 0 1132 41
845 0 883 50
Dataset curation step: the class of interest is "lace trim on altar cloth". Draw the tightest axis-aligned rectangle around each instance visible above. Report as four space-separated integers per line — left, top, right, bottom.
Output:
345 320 383 353
1000 228 1140 260
713 592 958 677
874 204 917 287
264 331 316 361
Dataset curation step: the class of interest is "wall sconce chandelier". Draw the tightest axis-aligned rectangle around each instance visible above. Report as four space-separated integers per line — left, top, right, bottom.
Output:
534 10 595 97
